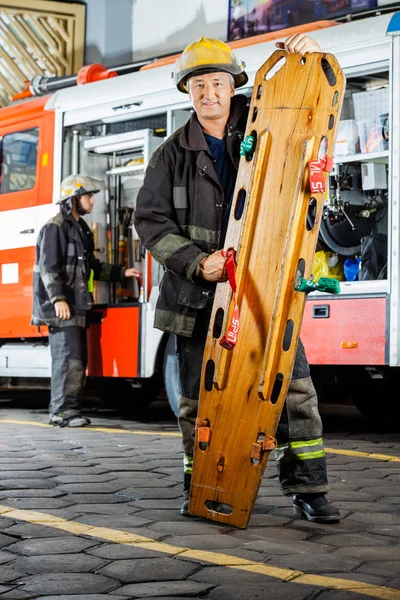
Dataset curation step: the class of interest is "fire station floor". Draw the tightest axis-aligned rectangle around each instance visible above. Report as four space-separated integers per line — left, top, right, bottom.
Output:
0 398 399 600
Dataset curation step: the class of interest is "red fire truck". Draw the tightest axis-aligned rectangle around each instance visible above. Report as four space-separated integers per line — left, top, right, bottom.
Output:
0 13 399 421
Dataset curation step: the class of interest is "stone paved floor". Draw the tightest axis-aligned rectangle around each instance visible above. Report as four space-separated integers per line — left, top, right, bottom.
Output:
0 399 399 599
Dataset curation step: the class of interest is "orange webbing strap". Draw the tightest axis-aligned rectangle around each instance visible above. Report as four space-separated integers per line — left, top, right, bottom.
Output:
195 417 211 443
219 248 240 351
308 155 333 194
250 436 277 461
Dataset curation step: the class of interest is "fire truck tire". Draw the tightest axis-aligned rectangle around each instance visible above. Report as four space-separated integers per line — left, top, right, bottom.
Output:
163 334 179 417
348 369 400 426
95 377 161 410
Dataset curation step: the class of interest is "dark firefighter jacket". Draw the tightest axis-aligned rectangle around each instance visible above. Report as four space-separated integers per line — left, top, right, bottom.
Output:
135 94 248 337
32 212 125 328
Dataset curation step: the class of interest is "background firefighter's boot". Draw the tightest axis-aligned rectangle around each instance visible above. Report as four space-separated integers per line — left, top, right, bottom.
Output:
293 493 340 522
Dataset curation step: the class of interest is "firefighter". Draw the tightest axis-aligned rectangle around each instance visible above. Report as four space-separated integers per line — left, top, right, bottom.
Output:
32 175 140 427
135 35 340 523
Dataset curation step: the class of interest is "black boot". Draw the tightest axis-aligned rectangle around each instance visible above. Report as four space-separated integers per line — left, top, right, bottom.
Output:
293 493 340 523
180 473 191 516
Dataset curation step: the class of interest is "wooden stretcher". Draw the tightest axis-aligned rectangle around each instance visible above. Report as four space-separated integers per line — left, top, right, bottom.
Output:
189 50 345 529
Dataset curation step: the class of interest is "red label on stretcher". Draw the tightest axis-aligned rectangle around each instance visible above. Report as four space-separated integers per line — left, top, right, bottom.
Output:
220 302 240 350
219 249 240 350
308 156 333 194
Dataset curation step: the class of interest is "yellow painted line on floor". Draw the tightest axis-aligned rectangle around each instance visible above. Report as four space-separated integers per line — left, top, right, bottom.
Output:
1 419 400 463
0 504 398 599
0 419 180 437
325 447 400 463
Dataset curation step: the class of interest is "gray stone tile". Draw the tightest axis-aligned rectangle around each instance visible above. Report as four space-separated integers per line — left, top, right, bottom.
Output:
0 565 29 582
242 539 334 555
87 543 167 560
75 514 153 528
116 581 214 597
11 553 106 574
0 489 63 498
206 581 315 600
57 494 126 504
355 561 400 577
371 525 400 538
39 597 128 600
67 503 140 515
163 534 242 550
0 479 57 490
0 523 78 539
333 545 400 560
310 591 384 600
56 482 128 494
343 512 400 525
316 533 394 547
0 550 16 564
150 521 232 536
6 536 98 556
0 534 18 549
268 553 361 572
98 557 199 583
17 573 117 595
2 498 74 510
230 526 309 542
116 488 182 500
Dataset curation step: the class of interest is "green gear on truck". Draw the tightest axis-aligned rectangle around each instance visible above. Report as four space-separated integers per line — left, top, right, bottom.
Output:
296 277 340 295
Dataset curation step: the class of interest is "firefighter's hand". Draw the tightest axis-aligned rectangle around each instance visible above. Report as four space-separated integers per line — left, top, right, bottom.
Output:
198 251 228 282
275 34 321 55
124 268 141 278
54 300 70 320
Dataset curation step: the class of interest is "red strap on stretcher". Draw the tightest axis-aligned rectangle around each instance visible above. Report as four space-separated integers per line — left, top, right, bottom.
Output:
219 248 240 351
308 155 333 194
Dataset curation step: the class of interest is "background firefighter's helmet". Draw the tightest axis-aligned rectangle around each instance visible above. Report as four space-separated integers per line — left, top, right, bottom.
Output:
172 36 248 93
58 174 103 216
58 174 103 203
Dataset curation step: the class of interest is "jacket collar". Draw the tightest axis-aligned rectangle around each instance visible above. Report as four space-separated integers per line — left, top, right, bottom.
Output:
180 94 248 152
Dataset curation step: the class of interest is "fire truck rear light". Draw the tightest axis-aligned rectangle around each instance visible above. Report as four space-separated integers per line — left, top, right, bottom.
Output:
341 341 358 349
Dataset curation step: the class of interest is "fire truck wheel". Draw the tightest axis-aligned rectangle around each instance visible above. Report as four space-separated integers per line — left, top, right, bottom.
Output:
163 334 179 417
95 377 161 411
348 371 400 426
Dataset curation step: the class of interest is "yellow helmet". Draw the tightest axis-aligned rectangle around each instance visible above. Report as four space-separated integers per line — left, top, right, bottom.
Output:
172 36 248 94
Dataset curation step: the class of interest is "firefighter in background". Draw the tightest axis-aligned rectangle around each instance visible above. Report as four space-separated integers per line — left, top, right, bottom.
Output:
135 35 341 523
32 175 140 427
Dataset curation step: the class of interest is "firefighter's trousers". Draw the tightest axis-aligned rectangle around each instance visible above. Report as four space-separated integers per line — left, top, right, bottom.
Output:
48 326 87 419
177 305 328 495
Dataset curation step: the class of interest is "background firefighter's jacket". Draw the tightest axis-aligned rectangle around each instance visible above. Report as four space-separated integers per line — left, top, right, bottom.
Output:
32 212 125 327
135 94 248 337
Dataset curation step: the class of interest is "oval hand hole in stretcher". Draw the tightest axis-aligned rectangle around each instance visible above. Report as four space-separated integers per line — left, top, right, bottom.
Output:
332 91 339 106
321 57 336 87
306 197 317 231
270 373 284 405
205 500 233 515
234 189 247 220
213 307 224 339
264 55 286 81
282 319 294 351
328 114 335 130
256 84 262 100
204 359 215 392
295 258 306 288
252 107 258 122
318 136 329 159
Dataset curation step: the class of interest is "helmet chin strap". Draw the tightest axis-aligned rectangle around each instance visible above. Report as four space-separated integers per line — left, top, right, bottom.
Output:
75 195 89 216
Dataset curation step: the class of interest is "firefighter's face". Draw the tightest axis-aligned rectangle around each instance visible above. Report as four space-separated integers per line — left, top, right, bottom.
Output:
77 193 95 214
188 72 234 123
